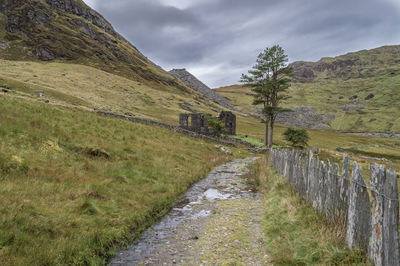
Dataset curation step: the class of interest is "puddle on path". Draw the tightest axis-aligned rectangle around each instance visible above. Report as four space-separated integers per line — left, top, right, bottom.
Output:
110 157 268 265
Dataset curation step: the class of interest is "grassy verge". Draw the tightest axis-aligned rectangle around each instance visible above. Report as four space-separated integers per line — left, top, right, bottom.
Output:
254 156 370 265
0 96 246 265
227 135 264 147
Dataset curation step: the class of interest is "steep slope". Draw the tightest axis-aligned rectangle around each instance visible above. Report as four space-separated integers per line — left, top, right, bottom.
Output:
216 45 400 133
0 0 188 92
169 68 235 110
0 59 228 125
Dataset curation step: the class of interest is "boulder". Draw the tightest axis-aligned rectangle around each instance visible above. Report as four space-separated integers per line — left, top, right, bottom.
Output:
215 145 232 155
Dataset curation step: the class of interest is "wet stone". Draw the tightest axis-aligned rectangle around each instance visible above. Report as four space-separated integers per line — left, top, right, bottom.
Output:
110 157 268 265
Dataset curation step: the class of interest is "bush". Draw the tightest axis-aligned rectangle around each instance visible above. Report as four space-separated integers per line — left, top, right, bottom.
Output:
283 127 309 148
205 115 226 136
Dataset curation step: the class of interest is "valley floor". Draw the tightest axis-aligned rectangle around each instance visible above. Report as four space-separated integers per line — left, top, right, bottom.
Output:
0 92 386 265
112 157 369 265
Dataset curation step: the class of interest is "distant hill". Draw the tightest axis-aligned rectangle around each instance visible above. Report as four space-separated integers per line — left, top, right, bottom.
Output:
0 0 188 92
168 68 235 110
216 45 400 133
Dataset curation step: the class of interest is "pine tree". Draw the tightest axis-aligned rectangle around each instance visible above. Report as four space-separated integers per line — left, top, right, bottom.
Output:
241 45 292 148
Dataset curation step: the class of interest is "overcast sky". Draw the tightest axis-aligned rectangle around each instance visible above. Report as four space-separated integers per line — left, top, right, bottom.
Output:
83 0 400 88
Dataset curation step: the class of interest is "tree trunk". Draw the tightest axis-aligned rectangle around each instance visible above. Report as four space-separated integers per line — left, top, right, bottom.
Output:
268 119 274 149
264 119 269 147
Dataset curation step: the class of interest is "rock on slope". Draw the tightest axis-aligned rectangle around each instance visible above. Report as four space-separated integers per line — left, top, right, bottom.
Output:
0 0 188 92
290 45 400 82
169 68 235 110
251 106 335 129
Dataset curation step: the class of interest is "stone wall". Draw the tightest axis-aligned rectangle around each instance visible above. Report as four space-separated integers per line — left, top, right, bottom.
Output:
179 113 210 135
96 111 269 152
270 148 400 265
217 111 236 135
179 111 236 136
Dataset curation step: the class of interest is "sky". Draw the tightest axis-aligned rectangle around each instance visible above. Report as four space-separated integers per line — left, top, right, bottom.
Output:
83 0 400 88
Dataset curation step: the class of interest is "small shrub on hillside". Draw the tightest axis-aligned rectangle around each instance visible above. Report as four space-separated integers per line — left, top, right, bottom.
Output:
205 115 225 136
283 127 309 148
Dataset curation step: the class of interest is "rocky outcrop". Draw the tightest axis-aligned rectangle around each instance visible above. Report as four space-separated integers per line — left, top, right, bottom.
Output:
289 61 317 82
343 132 400 139
45 0 118 38
169 69 235 110
290 45 400 81
251 106 335 129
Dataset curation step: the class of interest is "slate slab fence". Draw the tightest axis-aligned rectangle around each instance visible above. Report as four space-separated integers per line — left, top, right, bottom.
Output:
269 148 400 266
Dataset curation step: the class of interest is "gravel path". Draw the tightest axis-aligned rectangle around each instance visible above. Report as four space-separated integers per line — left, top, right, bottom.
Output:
110 157 269 265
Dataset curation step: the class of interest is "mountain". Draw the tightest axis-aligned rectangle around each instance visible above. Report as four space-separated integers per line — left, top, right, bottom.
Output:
168 68 235 110
0 0 237 126
291 45 400 82
216 45 400 133
0 0 188 92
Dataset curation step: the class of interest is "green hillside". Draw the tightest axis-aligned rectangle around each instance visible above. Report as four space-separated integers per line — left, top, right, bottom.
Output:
216 45 400 133
0 0 189 93
0 59 225 124
0 96 242 264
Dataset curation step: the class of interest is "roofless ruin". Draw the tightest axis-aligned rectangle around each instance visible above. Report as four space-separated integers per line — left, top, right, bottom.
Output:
179 111 236 136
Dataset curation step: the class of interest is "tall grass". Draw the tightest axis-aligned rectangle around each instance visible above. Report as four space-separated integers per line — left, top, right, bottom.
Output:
0 96 239 265
254 156 371 265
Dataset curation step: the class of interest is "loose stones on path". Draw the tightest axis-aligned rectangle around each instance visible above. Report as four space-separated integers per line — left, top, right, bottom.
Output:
111 157 268 265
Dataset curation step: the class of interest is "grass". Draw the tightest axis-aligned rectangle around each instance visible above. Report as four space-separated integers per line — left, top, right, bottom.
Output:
0 59 224 125
254 156 371 265
236 116 400 173
0 96 249 265
227 135 264 147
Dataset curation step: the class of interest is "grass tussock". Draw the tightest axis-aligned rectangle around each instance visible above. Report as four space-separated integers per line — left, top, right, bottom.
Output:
254 156 371 265
0 96 244 265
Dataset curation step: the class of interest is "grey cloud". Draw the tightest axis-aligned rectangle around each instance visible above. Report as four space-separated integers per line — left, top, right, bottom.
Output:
87 0 400 87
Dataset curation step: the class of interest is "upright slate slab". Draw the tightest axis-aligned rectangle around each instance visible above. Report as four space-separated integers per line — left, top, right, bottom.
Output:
324 160 333 217
369 163 386 266
296 154 303 194
383 166 400 266
330 163 340 218
317 160 325 212
284 150 289 178
304 152 309 190
346 162 371 253
308 154 316 204
312 157 320 209
302 153 309 199
288 149 294 183
282 150 287 175
291 150 298 185
339 155 350 227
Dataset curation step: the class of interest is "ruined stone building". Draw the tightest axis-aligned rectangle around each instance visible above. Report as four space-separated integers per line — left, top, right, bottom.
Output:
217 111 236 135
179 111 236 136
